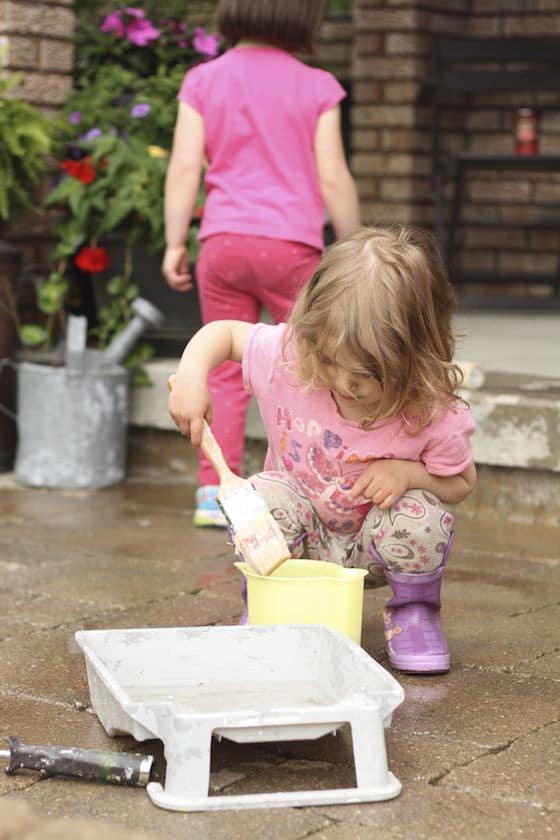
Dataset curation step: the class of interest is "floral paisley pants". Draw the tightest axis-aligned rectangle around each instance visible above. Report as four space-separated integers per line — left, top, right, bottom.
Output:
251 471 455 577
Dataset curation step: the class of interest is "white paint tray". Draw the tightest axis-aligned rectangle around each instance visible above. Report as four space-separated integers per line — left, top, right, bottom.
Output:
75 625 404 811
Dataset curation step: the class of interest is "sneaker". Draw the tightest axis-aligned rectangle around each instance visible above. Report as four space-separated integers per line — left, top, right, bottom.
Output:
194 485 227 528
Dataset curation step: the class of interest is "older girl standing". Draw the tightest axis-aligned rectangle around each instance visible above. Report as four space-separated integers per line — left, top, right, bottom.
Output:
163 0 360 526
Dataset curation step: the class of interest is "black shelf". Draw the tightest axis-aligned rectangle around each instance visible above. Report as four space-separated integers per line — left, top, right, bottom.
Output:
452 153 560 171
425 36 560 304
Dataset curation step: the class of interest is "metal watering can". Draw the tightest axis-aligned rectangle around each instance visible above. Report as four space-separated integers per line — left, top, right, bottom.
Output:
0 298 163 490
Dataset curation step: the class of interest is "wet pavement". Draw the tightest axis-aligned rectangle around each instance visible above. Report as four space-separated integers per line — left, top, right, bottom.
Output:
0 449 559 839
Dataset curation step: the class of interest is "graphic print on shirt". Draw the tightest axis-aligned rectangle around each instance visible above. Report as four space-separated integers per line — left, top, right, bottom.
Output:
275 407 375 533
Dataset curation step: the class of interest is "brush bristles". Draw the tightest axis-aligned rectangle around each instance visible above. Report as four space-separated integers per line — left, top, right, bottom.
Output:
233 513 290 576
218 483 272 526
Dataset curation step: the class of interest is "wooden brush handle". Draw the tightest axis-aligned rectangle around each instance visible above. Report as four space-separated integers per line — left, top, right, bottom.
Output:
167 375 234 482
199 421 236 482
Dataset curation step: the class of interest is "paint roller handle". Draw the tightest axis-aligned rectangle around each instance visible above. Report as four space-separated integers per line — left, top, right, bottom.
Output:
167 375 235 482
1 736 154 787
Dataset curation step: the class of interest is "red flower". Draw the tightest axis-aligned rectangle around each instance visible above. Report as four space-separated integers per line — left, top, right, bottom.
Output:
61 159 96 185
75 246 111 274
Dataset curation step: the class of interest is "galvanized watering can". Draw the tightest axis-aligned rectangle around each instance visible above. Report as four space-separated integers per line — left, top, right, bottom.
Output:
0 354 129 490
0 298 163 490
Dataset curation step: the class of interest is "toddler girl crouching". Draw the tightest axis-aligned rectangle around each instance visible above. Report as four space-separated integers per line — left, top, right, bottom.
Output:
169 225 477 674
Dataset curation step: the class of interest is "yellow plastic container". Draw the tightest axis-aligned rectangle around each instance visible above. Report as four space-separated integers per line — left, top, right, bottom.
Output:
235 559 368 644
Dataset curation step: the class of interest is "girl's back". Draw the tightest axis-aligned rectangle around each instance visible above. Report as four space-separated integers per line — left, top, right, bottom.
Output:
178 46 345 248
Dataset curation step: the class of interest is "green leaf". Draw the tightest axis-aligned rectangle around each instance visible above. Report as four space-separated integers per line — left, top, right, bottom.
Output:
99 198 135 234
43 175 82 207
68 184 89 219
89 134 117 161
51 219 87 257
37 281 67 315
19 324 49 347
107 276 124 295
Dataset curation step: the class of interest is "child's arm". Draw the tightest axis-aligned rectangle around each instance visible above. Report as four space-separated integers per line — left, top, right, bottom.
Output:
169 320 253 446
162 103 204 291
314 105 361 239
349 459 477 511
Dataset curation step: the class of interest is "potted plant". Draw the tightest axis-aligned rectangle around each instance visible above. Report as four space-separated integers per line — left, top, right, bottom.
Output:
21 5 219 378
0 76 51 225
2 4 218 489
0 75 51 470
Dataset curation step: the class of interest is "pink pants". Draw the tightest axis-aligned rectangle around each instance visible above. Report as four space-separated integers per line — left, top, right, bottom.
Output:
195 233 321 486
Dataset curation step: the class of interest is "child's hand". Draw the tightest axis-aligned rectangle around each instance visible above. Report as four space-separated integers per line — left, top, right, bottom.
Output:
349 459 414 511
168 375 211 446
163 246 192 291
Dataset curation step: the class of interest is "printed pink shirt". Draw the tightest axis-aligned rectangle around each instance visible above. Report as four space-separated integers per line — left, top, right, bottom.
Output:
178 46 346 250
243 323 475 534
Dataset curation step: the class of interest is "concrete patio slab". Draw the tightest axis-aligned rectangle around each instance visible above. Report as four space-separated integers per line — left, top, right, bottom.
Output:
0 477 558 839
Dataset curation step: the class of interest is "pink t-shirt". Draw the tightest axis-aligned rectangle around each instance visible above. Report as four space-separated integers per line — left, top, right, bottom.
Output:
243 323 476 534
178 46 346 250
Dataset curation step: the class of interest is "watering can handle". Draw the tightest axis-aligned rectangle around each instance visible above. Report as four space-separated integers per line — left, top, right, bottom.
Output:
0 359 17 422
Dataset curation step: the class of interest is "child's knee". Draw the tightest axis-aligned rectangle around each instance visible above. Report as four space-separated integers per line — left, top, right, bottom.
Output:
250 471 303 515
250 471 312 547
368 489 454 573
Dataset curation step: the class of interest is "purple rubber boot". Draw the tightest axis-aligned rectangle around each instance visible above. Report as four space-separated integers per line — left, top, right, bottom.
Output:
372 533 454 674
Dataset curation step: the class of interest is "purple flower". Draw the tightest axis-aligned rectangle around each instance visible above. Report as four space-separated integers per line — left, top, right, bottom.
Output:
83 127 102 140
124 6 146 19
101 11 125 38
49 172 63 191
192 27 219 57
101 7 159 46
68 110 82 125
131 103 151 118
126 18 160 46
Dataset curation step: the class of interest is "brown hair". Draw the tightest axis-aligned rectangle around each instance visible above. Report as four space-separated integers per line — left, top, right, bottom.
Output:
286 225 464 431
214 0 328 53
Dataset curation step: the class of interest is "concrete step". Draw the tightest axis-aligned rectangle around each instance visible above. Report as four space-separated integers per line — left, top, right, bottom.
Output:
132 361 560 472
129 426 560 527
129 360 560 527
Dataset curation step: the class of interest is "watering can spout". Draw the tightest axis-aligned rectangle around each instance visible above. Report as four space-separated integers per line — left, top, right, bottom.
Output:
101 297 164 367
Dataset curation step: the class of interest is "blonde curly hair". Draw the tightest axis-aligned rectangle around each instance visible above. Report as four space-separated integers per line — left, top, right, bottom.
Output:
285 225 464 431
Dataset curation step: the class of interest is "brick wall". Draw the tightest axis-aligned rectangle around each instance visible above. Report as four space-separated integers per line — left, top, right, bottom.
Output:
0 0 74 116
317 11 353 81
352 0 436 225
3 1 559 297
351 0 560 297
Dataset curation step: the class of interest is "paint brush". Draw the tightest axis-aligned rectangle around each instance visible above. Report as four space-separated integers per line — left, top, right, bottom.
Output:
168 376 290 575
